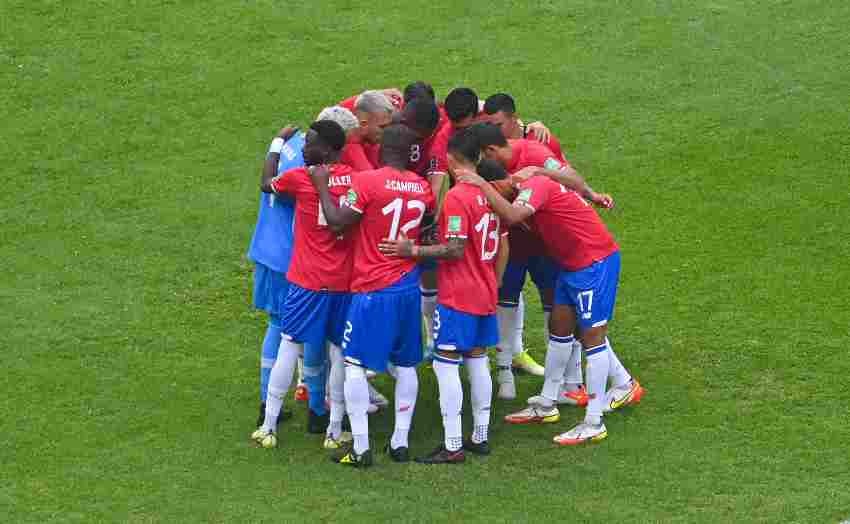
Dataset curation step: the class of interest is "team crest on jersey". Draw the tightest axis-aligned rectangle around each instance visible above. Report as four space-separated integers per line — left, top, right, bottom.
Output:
448 215 462 233
346 189 358 205
544 157 563 171
517 188 533 202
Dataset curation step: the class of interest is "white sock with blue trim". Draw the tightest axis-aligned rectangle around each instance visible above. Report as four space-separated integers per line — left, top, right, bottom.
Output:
343 364 370 454
390 366 418 450
327 344 345 439
563 340 584 391
465 355 492 444
433 357 463 452
584 341 610 425
606 337 632 388
262 338 301 432
541 334 574 404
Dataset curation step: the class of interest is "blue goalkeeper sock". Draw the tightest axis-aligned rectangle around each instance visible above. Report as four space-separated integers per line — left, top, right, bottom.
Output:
260 314 283 401
303 342 328 416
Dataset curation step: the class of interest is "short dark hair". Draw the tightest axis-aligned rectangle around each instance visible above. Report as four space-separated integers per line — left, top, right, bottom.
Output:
402 97 440 135
444 87 479 123
447 128 481 164
468 122 508 148
403 81 435 103
483 93 516 115
381 124 419 156
477 159 508 182
309 120 346 151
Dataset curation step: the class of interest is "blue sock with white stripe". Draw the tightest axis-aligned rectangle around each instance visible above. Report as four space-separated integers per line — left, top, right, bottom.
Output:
260 314 283 400
584 341 610 425
541 334 575 403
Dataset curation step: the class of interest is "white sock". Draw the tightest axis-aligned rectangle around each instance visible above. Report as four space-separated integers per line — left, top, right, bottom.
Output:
562 340 584 391
496 305 518 383
262 338 301 432
543 310 551 338
606 337 632 388
465 355 492 444
327 344 345 439
584 342 611 425
541 334 574 403
421 286 437 344
433 357 463 452
512 294 526 356
390 366 418 449
343 364 370 454
296 355 305 385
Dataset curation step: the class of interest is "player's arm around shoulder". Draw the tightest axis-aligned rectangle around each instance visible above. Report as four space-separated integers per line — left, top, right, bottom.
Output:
260 126 299 192
307 165 361 230
456 168 533 226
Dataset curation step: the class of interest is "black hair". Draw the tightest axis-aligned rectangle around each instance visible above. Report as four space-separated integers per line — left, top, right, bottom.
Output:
468 122 508 148
447 128 481 164
483 93 516 115
403 81 436 103
476 158 508 182
309 120 346 151
402 97 440 135
381 124 419 160
444 87 479 123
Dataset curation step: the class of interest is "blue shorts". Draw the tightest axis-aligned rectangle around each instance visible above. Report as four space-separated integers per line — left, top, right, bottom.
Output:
253 262 290 315
433 304 498 353
498 256 558 307
343 269 422 372
554 251 621 330
280 283 351 348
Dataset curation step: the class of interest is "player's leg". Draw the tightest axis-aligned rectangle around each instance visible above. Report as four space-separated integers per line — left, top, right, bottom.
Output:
258 312 282 424
324 342 351 449
252 336 301 448
303 341 329 433
253 263 292 426
419 265 438 356
495 260 525 399
464 312 497 455
386 284 423 462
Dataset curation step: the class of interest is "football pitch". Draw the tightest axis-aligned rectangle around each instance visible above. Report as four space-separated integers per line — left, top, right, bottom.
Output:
3 1 849 522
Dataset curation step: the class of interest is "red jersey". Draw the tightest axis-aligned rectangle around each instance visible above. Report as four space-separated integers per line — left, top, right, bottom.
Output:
340 134 379 172
437 184 506 315
408 106 450 177
344 167 435 292
514 176 619 272
522 128 569 165
270 164 355 291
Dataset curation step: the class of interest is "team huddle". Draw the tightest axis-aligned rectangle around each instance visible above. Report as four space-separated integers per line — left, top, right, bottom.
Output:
245 83 644 467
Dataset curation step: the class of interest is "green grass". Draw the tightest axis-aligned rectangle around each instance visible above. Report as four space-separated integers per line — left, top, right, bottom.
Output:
3 1 850 522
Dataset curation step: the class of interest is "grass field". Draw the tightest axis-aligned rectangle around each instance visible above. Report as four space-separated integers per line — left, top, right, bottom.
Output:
3 1 850 522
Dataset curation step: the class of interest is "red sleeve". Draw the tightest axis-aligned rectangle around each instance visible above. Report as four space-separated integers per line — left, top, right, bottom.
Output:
344 172 370 214
546 136 570 166
270 167 305 195
441 191 468 240
515 176 550 212
340 142 376 172
338 95 357 112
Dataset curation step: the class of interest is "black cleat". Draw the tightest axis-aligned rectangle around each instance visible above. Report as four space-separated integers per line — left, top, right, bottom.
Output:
463 439 491 456
257 402 291 428
415 445 465 464
307 409 329 434
385 442 410 463
332 447 373 468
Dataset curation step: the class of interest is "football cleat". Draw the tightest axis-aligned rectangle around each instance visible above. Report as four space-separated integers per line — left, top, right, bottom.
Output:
307 409 329 434
605 379 645 412
553 422 608 446
416 445 465 464
512 350 545 376
333 448 373 468
463 439 491 456
250 428 277 449
294 384 308 402
558 385 589 407
323 432 353 450
504 396 560 424
385 442 410 463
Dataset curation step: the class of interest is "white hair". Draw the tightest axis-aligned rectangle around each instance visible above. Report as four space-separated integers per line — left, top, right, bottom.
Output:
354 90 394 115
315 106 359 132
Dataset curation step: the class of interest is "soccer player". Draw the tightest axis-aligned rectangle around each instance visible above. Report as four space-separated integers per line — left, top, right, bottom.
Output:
379 130 509 464
310 124 435 467
460 126 644 445
251 120 354 448
339 91 395 171
482 93 568 162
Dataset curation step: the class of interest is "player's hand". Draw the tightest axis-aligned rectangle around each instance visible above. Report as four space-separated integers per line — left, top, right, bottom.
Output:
590 192 615 209
378 232 414 258
276 125 298 140
510 166 539 183
307 164 330 189
526 121 551 144
456 168 487 188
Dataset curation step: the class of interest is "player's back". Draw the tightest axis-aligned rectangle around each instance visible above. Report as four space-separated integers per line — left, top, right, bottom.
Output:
507 138 558 174
519 175 618 271
347 166 435 292
437 183 503 315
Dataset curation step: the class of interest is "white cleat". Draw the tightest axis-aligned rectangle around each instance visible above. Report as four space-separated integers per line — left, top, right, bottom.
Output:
553 422 607 446
250 428 277 448
323 431 353 450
